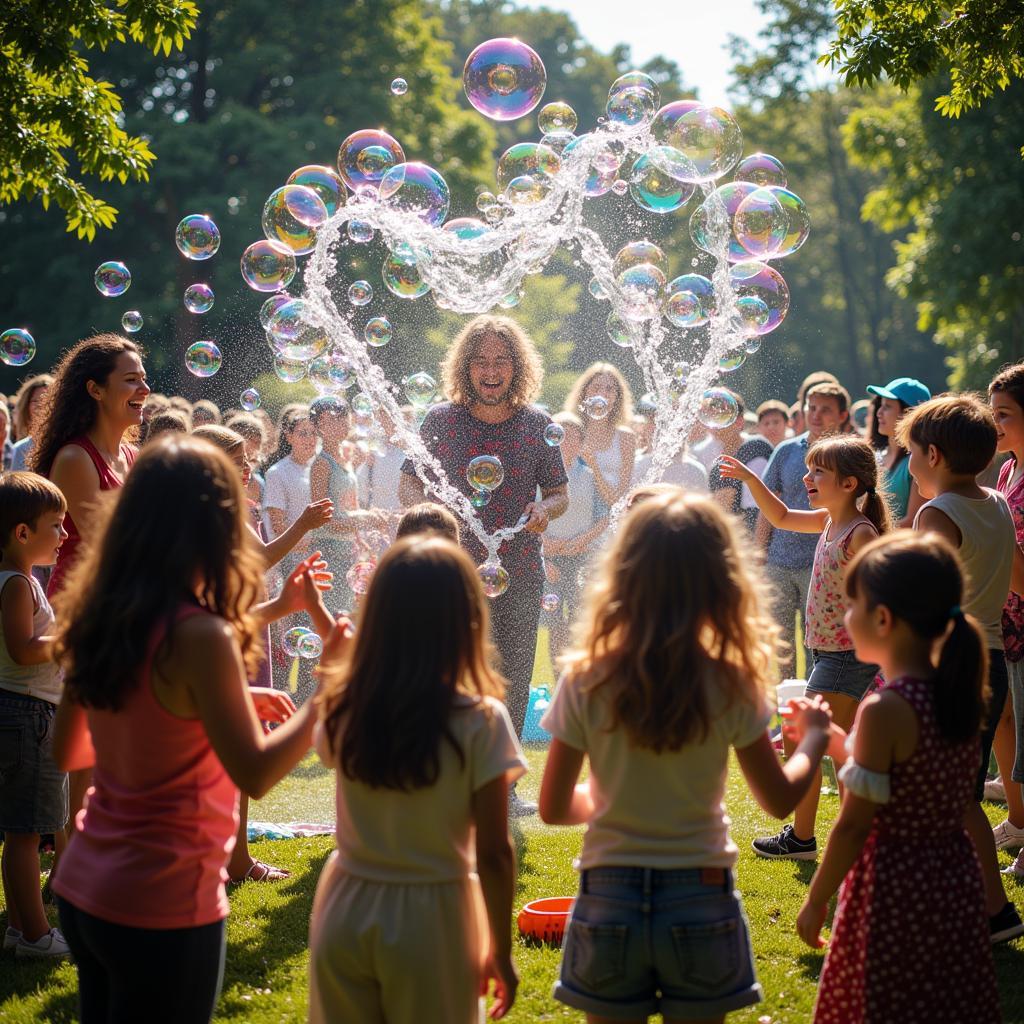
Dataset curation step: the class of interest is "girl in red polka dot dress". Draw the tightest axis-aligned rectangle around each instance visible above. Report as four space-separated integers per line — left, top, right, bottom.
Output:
789 531 1000 1023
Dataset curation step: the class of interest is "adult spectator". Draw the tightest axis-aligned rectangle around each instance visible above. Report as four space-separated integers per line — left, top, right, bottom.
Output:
355 405 408 515
564 363 636 512
10 374 54 471
399 316 567 815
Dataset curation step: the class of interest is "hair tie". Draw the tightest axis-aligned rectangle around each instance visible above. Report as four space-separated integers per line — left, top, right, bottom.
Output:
950 605 962 620
866 486 876 495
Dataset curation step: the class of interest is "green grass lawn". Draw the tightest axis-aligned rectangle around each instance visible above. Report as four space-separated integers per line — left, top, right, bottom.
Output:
4 745 1024 1023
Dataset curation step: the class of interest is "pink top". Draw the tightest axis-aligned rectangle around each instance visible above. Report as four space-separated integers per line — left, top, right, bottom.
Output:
998 459 1024 662
805 515 876 652
52 605 239 929
47 435 136 598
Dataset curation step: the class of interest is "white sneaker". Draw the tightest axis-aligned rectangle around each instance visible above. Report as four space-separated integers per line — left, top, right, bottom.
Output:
1002 851 1024 880
3 927 22 951
984 776 1007 802
15 928 70 959
993 819 1024 852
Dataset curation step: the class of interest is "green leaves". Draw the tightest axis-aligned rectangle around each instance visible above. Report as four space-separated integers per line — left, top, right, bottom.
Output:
0 0 198 237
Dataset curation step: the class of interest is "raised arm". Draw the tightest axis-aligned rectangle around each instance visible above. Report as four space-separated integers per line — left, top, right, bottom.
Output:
718 455 828 533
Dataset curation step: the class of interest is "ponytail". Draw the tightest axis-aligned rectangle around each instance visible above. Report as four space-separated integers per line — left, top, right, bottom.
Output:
860 488 893 537
846 530 986 744
934 610 989 743
807 434 892 536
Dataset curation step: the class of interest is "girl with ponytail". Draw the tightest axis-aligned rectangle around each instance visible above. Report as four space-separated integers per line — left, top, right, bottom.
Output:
788 530 999 1022
720 434 892 860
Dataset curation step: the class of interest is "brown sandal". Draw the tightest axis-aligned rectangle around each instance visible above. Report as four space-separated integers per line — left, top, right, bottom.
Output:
231 860 291 883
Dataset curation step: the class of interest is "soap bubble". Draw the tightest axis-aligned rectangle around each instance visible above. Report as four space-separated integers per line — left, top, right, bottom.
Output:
628 150 695 214
175 214 220 260
283 626 310 658
478 560 510 598
698 387 740 429
121 310 143 333
651 103 743 183
185 340 222 378
538 102 577 134
364 316 393 347
539 130 575 156
563 136 618 198
765 187 811 259
348 280 373 306
259 292 291 329
541 592 560 612
612 178 628 196
606 313 633 348
403 371 437 407
95 261 131 297
689 182 758 261
496 142 561 190
382 253 430 299
378 162 450 227
476 191 498 213
467 455 504 492
743 335 763 355
613 240 667 277
308 352 354 393
606 87 657 128
736 294 771 332
463 38 546 121
240 388 261 411
718 348 747 372
589 277 608 300
503 175 549 206
184 283 215 314
240 240 296 292
609 71 660 110
672 360 691 384
616 263 667 322
729 261 790 335
351 392 374 417
337 129 405 192
286 165 346 216
0 329 35 366
734 152 787 188
267 299 330 361
297 631 323 659
664 275 715 327
262 184 328 255
581 395 610 420
346 560 376 596
471 490 491 509
273 356 307 383
543 422 565 446
390 77 408 96
733 187 788 259
347 220 374 243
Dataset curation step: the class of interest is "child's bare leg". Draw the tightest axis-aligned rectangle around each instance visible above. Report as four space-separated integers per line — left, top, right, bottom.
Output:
793 692 859 841
2 834 49 940
966 801 1009 915
227 793 253 878
993 700 1024 826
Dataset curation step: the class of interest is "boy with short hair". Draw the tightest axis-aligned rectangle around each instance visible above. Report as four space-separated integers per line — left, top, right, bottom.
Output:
0 472 70 958
898 393 1024 943
757 382 851 674
396 502 461 544
756 399 790 447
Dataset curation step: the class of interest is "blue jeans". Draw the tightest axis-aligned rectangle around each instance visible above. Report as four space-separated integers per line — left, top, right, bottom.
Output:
554 867 762 1020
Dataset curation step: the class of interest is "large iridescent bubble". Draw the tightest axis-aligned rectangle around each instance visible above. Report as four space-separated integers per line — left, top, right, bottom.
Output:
629 150 695 214
463 38 546 121
496 142 561 190
734 153 788 188
267 298 330 360
729 261 790 335
175 215 220 260
0 328 35 366
240 241 297 292
287 165 346 216
185 341 222 378
94 261 131 297
262 184 328 255
378 162 450 227
337 129 405 192
651 102 742 183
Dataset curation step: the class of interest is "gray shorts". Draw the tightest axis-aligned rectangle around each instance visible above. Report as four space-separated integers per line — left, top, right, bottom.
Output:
0 690 69 834
1008 657 1024 784
554 866 762 1020
806 649 879 702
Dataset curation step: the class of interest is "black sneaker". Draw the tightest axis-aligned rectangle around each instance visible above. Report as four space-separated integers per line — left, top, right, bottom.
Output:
990 901 1024 944
752 823 817 861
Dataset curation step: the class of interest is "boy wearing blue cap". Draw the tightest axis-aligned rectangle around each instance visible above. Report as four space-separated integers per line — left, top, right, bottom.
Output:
867 376 932 525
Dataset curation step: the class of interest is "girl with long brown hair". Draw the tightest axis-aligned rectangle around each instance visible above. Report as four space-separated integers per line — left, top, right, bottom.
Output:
48 436 333 1024
539 491 832 1022
721 433 892 862
310 535 525 1024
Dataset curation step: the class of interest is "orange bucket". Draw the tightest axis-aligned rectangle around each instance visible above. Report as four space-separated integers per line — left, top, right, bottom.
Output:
517 896 574 945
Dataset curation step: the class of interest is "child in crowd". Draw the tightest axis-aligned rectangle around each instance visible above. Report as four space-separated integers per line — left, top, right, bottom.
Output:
721 434 891 860
50 437 332 1023
989 364 1024 870
396 501 460 542
756 399 790 447
0 472 70 958
310 535 525 1024
539 492 832 1022
224 411 268 507
190 399 221 429
790 532 1000 1022
756 382 852 675
897 394 1024 940
144 409 189 444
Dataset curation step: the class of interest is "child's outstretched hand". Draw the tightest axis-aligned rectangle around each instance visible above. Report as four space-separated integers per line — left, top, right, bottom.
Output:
277 553 333 618
298 499 333 533
249 687 297 724
320 614 355 665
796 896 828 949
716 454 755 483
781 694 832 743
480 951 518 1019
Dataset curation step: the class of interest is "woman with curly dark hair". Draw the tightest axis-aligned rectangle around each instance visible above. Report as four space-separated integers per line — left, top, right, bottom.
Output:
31 334 149 597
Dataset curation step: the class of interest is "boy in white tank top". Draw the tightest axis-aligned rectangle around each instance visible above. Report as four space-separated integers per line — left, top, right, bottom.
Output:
899 394 1024 943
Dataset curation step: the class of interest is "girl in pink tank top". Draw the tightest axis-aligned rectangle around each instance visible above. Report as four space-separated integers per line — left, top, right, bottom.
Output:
49 436 339 1024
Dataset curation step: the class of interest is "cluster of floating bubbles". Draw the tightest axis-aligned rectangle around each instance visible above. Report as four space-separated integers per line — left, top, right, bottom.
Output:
215 40 811 597
283 626 323 660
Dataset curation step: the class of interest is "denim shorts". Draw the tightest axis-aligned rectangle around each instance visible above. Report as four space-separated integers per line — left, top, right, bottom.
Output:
554 866 762 1020
0 690 68 834
806 649 879 702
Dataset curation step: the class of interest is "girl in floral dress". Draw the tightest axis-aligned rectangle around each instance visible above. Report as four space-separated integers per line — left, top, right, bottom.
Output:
792 531 1000 1023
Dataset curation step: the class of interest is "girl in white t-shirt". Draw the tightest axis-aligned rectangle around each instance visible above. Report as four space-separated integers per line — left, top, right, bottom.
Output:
310 535 526 1024
539 491 832 1023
